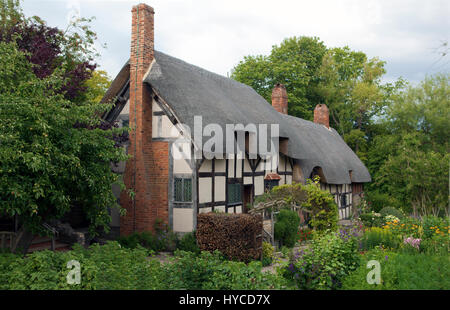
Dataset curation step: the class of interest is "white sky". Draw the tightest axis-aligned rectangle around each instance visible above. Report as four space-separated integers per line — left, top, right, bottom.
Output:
22 0 450 84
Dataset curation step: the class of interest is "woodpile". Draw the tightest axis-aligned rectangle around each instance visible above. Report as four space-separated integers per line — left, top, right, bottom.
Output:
196 213 263 262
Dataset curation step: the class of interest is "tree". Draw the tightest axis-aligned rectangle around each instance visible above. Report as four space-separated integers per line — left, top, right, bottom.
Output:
0 41 128 252
0 0 99 102
231 36 327 120
370 74 450 216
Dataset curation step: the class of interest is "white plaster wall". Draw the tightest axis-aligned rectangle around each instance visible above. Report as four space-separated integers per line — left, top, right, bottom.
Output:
243 158 252 172
244 176 252 184
215 159 226 172
199 178 212 203
235 206 242 213
236 158 242 178
173 208 194 232
254 175 264 195
199 160 212 172
214 176 226 201
174 157 192 174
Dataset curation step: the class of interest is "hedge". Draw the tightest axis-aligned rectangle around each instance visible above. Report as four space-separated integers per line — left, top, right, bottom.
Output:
196 213 263 262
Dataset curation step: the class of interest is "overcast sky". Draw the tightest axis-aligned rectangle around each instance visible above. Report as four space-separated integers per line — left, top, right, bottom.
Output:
22 0 449 84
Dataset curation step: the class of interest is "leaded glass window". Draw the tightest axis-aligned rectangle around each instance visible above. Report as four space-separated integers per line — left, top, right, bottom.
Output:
227 183 242 205
174 178 192 202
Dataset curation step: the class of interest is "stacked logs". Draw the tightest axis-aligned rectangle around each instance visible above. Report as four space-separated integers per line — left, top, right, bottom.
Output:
196 213 263 262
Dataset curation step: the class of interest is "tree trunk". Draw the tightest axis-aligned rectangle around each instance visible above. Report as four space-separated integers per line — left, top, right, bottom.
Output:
11 226 34 255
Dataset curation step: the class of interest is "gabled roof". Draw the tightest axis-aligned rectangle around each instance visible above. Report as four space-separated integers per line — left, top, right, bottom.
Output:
105 50 371 184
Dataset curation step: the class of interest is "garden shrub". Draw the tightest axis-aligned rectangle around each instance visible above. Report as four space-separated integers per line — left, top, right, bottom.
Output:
421 215 448 239
117 231 165 252
162 250 289 290
364 190 400 213
359 211 384 227
360 227 400 250
254 179 338 233
261 241 274 266
0 242 165 290
177 231 200 254
297 227 313 243
196 213 263 262
274 209 300 248
283 230 360 289
341 248 450 290
379 207 404 220
301 178 339 231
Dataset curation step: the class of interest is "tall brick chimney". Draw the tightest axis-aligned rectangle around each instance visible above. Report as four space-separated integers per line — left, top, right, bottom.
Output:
271 84 288 114
121 4 169 235
313 104 329 128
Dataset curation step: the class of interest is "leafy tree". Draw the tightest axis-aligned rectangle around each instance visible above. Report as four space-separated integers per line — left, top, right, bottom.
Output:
231 36 327 120
370 74 450 216
0 41 128 251
0 0 99 102
84 70 112 103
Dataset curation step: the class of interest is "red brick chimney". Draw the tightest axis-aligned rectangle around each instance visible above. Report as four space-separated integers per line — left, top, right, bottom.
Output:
120 4 169 235
271 84 288 114
314 104 329 129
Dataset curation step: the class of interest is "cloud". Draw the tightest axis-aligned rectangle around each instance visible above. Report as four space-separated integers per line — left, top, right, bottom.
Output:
22 0 449 84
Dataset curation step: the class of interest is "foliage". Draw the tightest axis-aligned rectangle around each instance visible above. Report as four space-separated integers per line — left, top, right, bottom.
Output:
255 179 338 233
360 227 401 251
261 241 274 266
341 248 450 290
0 41 128 236
359 211 384 227
274 209 300 248
301 178 339 231
83 70 112 103
231 36 327 120
297 227 312 243
177 232 200 254
0 0 101 102
117 220 181 253
283 230 360 289
369 74 449 217
0 242 165 290
0 242 292 290
379 207 404 220
162 250 290 290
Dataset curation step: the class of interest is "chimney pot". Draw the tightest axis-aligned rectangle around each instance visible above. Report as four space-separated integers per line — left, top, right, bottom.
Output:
271 84 288 114
313 104 330 128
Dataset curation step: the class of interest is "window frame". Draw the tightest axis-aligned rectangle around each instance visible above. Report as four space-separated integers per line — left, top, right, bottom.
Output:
227 182 242 206
173 176 192 203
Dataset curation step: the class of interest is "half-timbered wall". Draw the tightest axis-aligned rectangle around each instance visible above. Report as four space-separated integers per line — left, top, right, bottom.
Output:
320 182 353 220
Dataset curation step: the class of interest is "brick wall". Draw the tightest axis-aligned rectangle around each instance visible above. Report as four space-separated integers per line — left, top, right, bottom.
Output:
120 4 169 235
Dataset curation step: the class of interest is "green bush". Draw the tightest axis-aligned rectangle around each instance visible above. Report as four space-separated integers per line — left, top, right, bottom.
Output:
360 227 400 250
163 250 289 290
0 242 164 290
177 232 200 254
117 231 165 252
274 209 300 248
283 231 360 289
359 211 385 227
364 190 400 213
0 242 291 290
254 180 338 233
341 248 450 290
261 241 274 266
421 215 448 239
379 207 404 220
